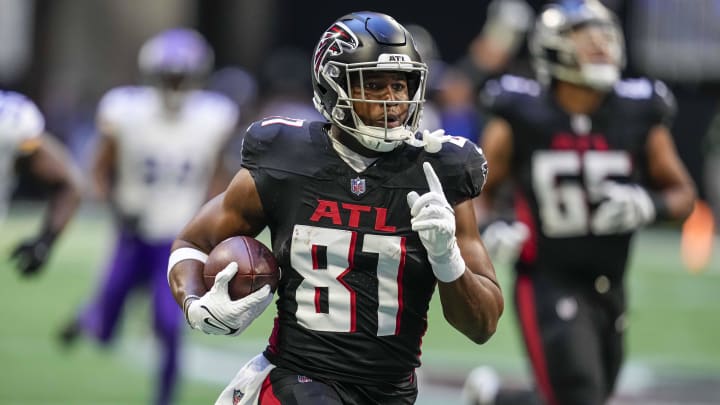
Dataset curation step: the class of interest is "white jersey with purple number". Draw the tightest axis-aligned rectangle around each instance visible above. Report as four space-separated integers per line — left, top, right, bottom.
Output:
0 91 45 219
98 86 237 241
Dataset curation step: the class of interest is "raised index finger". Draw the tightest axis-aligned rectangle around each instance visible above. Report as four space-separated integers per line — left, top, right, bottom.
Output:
422 161 443 193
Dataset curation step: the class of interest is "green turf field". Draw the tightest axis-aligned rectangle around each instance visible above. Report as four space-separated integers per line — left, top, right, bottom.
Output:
1 204 718 404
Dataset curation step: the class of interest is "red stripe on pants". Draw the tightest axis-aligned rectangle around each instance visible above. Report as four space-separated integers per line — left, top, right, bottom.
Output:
516 274 559 405
259 373 281 404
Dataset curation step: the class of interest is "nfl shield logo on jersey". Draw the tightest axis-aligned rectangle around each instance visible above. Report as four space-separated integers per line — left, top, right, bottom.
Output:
232 389 244 405
350 177 366 196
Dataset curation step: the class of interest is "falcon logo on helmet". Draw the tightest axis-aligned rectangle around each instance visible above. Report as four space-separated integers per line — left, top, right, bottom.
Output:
313 23 358 82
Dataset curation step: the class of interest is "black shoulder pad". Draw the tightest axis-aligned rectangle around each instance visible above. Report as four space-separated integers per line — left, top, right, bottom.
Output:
241 117 314 172
429 136 488 205
478 75 542 121
614 78 677 127
650 80 676 127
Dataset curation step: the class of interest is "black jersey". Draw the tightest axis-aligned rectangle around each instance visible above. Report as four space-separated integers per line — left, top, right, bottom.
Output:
240 116 486 384
480 75 675 283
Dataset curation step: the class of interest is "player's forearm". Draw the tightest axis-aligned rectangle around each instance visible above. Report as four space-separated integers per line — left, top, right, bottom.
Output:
91 134 116 200
438 270 504 344
28 136 83 237
168 240 210 308
645 125 697 222
43 182 82 238
656 182 696 221
167 195 243 308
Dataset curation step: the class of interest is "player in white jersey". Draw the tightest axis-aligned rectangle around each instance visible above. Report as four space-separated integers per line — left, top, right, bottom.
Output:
1 90 81 276
59 29 238 405
95 84 237 240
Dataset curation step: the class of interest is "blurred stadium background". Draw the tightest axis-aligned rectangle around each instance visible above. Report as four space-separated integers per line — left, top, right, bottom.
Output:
2 0 720 404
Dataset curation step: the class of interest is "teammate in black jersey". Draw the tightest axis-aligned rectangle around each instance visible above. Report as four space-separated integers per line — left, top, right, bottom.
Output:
464 2 696 405
167 12 503 404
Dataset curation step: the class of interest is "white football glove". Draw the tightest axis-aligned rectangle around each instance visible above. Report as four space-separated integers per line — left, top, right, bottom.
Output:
481 221 530 264
185 262 274 336
407 162 466 283
591 183 656 235
405 129 451 153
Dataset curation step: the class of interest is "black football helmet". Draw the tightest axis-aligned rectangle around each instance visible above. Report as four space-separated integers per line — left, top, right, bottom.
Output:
311 11 428 152
530 0 625 90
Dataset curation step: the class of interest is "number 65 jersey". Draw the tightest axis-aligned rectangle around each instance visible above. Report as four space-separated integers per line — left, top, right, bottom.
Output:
241 117 487 384
480 75 676 284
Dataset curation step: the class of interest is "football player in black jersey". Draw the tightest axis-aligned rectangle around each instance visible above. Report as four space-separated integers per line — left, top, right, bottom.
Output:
463 1 696 405
167 11 503 405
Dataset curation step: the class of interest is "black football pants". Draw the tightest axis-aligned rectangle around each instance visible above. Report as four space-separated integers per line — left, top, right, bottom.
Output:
513 272 625 405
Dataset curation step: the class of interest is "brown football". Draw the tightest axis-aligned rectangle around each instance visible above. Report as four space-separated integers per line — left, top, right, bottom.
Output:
203 236 279 300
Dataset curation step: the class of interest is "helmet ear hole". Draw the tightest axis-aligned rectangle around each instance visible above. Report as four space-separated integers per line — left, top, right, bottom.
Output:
332 108 345 121
324 64 341 79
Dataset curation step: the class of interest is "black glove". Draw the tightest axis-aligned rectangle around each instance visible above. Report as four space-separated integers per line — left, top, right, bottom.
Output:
10 232 55 277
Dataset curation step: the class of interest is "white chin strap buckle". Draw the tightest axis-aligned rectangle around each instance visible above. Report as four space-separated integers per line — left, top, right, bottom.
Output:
404 129 448 153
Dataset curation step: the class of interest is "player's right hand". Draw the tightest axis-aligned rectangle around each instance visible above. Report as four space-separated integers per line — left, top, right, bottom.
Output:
185 262 273 336
407 162 466 283
481 221 530 264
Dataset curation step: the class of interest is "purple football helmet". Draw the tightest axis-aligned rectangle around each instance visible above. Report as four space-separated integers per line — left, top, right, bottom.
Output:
138 28 214 89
